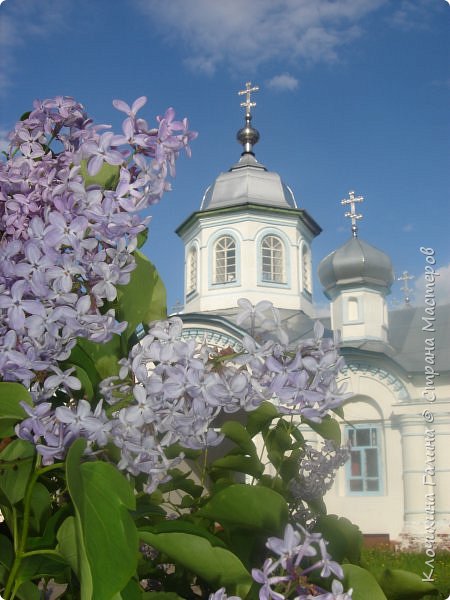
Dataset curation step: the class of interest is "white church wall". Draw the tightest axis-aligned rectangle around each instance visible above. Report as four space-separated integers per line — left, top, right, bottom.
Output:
182 210 315 314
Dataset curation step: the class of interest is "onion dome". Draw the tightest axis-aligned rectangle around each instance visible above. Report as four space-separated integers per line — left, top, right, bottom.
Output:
318 236 394 299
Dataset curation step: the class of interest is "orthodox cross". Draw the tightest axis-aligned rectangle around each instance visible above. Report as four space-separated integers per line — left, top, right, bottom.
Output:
341 190 364 237
238 82 259 116
397 270 415 305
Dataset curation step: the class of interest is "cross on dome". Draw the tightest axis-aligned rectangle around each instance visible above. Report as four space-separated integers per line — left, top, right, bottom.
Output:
397 270 415 305
238 81 259 116
236 81 260 155
341 190 364 237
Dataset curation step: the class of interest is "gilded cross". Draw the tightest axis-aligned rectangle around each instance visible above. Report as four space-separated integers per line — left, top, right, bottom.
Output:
397 270 415 305
341 190 364 237
238 81 259 115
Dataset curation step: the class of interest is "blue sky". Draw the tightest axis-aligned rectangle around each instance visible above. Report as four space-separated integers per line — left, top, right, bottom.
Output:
1 0 449 313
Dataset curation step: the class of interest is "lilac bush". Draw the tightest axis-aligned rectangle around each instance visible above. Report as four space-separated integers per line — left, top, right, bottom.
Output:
0 95 195 389
1 96 431 600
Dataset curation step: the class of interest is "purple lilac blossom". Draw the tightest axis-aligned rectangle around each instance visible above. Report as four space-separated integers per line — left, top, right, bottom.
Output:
251 523 352 600
16 299 351 496
0 95 196 389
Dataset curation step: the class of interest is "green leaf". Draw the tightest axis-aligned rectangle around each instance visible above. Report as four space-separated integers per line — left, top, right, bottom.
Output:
342 564 387 600
0 533 13 572
77 335 122 380
29 481 52 533
116 251 167 344
210 454 264 478
141 594 185 600
302 415 341 445
0 439 35 505
221 421 258 456
16 553 68 584
245 401 279 437
314 515 363 563
80 159 121 190
378 568 438 599
143 519 228 549
279 448 303 484
140 530 252 596
66 439 139 599
198 484 288 534
118 579 143 599
15 580 41 600
56 516 80 577
0 382 33 437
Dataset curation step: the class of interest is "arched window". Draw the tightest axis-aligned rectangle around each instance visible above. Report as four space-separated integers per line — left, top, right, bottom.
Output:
187 247 198 295
302 245 311 293
347 297 359 322
213 236 236 284
261 235 284 283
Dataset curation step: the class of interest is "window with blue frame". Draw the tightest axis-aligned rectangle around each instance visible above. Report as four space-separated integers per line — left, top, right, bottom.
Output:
347 425 382 494
213 235 236 284
261 235 284 283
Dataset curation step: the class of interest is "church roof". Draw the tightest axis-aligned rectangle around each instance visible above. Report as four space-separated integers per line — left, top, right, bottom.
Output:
200 153 298 211
318 237 395 297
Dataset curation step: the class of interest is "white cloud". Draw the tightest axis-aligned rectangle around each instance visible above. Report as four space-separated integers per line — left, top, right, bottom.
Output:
402 223 414 232
413 262 450 306
390 0 438 31
0 0 71 96
134 0 387 75
267 73 299 92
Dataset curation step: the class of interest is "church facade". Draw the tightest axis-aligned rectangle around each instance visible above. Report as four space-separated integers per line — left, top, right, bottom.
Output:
174 84 450 549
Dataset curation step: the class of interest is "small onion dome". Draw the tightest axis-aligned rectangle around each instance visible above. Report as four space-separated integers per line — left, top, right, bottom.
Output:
318 237 394 299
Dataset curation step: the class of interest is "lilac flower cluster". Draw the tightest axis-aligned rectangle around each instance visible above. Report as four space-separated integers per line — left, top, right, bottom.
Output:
290 441 350 503
17 299 350 495
211 524 352 600
0 96 196 388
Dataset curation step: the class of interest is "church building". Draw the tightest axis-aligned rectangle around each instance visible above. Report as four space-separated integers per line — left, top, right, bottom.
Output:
174 83 450 549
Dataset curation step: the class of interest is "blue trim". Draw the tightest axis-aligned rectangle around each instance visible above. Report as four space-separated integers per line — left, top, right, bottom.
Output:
345 423 384 497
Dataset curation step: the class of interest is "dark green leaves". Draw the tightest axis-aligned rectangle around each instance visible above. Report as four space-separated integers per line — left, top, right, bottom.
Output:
0 382 33 438
342 564 387 600
115 250 167 344
378 568 438 599
314 514 363 564
198 484 288 533
140 529 252 596
65 439 139 599
0 439 35 506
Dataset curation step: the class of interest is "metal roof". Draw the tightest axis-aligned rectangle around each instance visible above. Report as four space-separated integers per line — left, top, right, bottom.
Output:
318 237 394 297
200 153 297 211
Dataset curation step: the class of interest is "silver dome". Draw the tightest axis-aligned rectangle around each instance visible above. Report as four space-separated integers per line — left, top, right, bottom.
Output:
318 237 394 298
200 153 297 211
